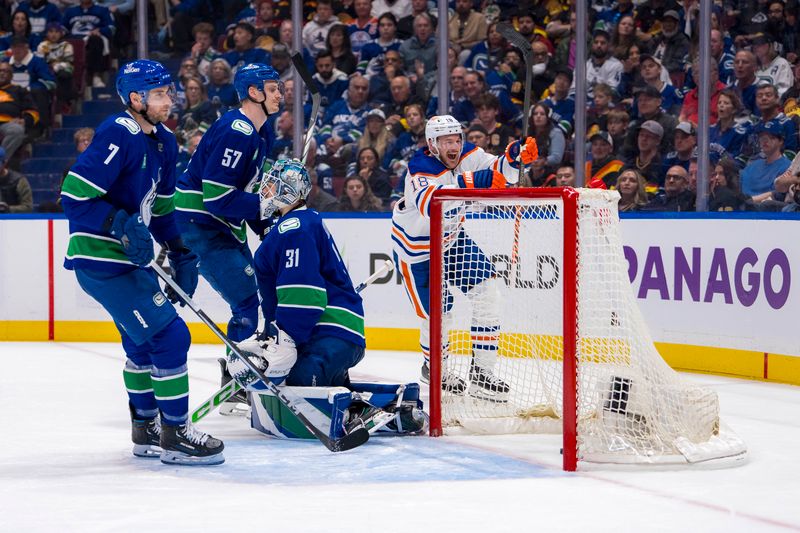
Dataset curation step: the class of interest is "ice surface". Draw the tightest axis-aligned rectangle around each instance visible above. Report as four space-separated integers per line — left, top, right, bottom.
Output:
1 342 799 532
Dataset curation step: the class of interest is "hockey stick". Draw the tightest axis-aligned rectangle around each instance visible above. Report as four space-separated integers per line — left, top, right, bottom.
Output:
187 260 395 425
291 52 321 165
152 262 369 452
496 23 533 287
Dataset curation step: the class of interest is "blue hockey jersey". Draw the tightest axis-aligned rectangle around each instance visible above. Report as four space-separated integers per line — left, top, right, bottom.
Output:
61 112 179 272
175 109 274 242
253 207 365 347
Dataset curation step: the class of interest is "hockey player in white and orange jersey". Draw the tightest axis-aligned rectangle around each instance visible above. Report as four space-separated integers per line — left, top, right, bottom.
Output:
390 114 537 400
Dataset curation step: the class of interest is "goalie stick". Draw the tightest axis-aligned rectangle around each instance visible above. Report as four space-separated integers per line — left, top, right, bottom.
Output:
152 262 369 452
496 23 533 288
186 260 395 424
291 52 321 165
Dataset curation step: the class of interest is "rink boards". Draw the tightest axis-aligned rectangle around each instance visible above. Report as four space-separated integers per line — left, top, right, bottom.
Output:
0 212 798 384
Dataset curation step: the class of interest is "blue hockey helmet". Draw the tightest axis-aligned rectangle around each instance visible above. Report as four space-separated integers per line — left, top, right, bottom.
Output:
261 158 311 216
234 63 281 102
116 60 174 106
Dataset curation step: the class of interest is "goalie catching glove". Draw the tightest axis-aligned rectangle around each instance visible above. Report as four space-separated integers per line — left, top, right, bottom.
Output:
228 321 297 387
457 169 506 189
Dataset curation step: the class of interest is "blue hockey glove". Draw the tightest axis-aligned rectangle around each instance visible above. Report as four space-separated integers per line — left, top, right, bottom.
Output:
457 169 506 189
165 248 200 306
109 211 154 266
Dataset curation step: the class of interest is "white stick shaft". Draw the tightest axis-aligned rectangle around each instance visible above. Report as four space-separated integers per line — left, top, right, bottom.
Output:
354 260 394 293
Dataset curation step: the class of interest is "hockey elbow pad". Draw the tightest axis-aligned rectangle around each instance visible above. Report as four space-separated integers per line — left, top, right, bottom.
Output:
457 169 506 189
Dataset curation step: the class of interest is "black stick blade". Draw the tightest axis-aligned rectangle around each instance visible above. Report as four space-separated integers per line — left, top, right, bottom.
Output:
327 427 370 452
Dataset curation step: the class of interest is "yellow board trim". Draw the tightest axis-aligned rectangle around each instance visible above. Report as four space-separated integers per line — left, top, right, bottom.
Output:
3 321 799 385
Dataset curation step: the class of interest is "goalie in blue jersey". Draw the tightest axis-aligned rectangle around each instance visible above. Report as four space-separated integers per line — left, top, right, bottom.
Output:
225 158 366 389
60 60 223 466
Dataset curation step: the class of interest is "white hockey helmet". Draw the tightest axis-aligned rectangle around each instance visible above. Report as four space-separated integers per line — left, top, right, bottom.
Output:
425 115 464 159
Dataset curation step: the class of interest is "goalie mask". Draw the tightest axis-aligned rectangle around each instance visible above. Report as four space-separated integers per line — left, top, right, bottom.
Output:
260 158 311 218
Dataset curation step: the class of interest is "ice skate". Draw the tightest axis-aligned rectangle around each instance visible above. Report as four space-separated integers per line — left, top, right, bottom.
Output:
160 423 224 466
421 361 467 395
468 361 510 402
130 405 162 458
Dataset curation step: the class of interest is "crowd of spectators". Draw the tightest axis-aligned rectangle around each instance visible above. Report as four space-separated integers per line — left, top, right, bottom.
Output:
4 0 800 213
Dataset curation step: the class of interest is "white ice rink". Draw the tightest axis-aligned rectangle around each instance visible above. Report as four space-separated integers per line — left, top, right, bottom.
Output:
2 342 799 532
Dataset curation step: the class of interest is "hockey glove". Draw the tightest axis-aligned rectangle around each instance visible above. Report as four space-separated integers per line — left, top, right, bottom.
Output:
109 211 154 266
457 169 506 189
165 247 200 306
231 322 297 387
505 137 539 165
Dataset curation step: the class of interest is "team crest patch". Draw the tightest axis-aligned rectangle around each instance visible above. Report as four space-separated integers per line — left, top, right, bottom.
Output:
153 292 167 307
244 265 254 276
115 116 141 134
278 218 300 233
231 119 253 135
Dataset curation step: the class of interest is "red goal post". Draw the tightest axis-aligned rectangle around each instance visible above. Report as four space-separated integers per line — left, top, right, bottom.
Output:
427 187 746 472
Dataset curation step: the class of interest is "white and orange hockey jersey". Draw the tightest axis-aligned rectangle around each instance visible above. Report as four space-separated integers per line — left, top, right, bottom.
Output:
391 142 520 264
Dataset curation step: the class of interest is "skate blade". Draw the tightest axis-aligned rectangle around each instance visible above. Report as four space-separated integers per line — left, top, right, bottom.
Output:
468 386 509 403
160 451 225 466
132 444 162 458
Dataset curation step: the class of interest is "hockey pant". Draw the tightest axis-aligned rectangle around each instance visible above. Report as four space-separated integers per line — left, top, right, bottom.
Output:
393 233 502 371
180 223 259 342
75 267 192 424
285 333 366 388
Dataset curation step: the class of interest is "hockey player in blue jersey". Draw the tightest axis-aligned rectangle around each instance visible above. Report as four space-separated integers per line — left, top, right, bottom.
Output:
391 115 538 400
226 158 366 389
174 63 282 409
60 60 224 465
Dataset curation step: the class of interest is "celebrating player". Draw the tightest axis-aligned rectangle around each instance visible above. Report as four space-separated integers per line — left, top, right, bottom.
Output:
60 60 224 465
174 63 282 409
391 114 538 400
226 158 366 389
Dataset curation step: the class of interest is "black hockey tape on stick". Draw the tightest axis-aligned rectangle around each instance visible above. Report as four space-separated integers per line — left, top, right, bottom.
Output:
291 52 321 165
152 261 369 452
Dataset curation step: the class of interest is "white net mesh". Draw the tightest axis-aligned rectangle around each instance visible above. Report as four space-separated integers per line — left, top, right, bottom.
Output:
433 189 746 466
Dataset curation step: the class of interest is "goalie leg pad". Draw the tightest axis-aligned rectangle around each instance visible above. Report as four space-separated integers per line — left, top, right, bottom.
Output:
250 382 425 440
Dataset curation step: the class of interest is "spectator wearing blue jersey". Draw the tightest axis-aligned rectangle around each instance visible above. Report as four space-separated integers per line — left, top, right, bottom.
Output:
16 0 61 37
222 22 271 75
0 10 42 53
317 74 371 147
543 67 576 132
63 0 115 88
464 22 507 73
347 0 378 57
731 49 759 115
710 89 750 165
711 29 735 85
741 120 791 199
7 36 54 133
637 54 683 117
206 58 238 110
742 83 799 161
312 50 350 111
357 12 400 76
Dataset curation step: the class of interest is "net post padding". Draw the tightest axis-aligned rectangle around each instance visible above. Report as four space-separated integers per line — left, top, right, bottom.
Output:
427 188 747 469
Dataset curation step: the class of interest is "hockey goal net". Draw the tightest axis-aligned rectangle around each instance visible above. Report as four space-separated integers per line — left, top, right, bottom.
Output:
428 188 747 470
